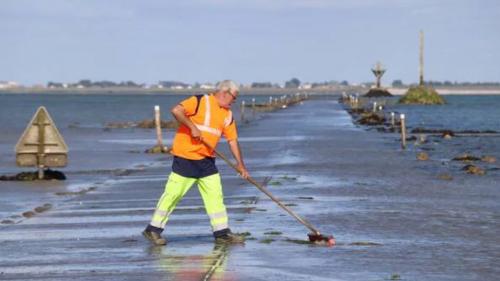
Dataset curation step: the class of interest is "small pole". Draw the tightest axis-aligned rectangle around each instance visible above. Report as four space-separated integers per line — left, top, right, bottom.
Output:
252 98 256 117
269 96 273 106
391 112 395 127
240 101 246 122
400 114 407 149
154 105 163 147
373 102 377 112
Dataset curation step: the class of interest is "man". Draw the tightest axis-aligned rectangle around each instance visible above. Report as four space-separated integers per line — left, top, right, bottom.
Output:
143 80 249 246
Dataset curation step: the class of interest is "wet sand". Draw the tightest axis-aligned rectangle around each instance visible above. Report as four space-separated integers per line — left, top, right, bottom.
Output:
0 98 498 280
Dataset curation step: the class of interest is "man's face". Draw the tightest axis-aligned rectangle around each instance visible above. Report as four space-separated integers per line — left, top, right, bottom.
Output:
221 89 238 109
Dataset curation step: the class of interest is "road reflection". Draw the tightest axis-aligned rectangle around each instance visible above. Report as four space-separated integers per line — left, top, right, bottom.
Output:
148 242 239 281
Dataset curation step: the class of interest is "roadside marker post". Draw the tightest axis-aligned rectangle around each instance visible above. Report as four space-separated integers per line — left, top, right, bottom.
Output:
15 106 68 179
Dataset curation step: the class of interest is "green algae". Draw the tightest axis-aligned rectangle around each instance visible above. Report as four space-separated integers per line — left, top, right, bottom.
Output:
263 231 282 236
399 86 445 105
349 241 383 246
285 238 312 245
259 238 275 244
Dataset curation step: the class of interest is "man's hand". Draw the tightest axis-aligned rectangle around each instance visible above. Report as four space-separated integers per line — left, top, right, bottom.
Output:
228 139 248 180
237 164 249 179
190 126 202 141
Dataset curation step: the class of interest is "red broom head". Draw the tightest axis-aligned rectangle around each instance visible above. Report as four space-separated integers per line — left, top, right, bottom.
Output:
308 233 335 247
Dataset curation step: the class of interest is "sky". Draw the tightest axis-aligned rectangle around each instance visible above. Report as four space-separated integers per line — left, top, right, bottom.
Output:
1 0 499 86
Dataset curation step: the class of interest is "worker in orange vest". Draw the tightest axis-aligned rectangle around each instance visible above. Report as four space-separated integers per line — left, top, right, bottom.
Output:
143 80 249 245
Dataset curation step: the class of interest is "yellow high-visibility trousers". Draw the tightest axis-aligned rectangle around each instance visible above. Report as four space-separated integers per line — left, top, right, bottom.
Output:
149 172 229 232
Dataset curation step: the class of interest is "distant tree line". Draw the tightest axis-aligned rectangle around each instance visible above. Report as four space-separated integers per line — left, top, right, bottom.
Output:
392 80 500 87
45 78 500 90
47 79 144 88
159 81 190 88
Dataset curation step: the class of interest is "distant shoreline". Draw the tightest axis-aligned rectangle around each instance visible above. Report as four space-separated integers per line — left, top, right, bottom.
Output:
2 86 500 95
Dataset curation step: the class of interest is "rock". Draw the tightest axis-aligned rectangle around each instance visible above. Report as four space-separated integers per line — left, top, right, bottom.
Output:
44 169 66 180
411 128 498 135
0 169 66 181
399 86 446 105
105 121 136 129
145 145 170 154
34 203 52 213
348 108 367 115
136 119 177 129
442 130 455 139
481 155 496 163
357 112 386 126
417 152 429 161
453 154 481 162
105 119 177 129
22 211 36 218
406 135 417 142
437 173 453 181
364 88 393 97
462 164 486 175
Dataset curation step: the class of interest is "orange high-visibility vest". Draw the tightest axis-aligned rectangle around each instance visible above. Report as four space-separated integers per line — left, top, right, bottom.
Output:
171 94 237 160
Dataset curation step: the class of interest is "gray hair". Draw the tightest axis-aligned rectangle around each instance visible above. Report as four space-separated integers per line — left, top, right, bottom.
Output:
216 80 240 92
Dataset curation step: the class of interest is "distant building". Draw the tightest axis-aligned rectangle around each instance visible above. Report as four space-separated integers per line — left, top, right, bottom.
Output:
299 83 312 90
200 83 215 90
0 81 20 89
47 82 65 89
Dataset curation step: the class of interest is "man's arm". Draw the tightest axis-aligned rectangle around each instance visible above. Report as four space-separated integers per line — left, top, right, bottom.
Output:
171 104 202 140
228 139 249 179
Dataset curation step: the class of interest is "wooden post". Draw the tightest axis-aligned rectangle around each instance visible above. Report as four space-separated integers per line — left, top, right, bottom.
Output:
391 112 395 127
400 114 407 149
252 98 256 117
154 105 163 147
240 101 246 122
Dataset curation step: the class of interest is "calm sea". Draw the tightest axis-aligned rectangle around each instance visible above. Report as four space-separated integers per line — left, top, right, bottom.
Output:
384 95 500 131
1 93 499 173
0 92 282 173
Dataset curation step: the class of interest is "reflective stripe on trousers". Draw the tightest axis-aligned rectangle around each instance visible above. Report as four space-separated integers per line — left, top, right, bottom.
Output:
150 172 229 232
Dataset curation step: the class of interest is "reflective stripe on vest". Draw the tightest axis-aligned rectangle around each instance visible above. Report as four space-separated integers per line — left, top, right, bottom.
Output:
224 111 233 127
192 94 227 137
195 124 222 136
204 95 211 127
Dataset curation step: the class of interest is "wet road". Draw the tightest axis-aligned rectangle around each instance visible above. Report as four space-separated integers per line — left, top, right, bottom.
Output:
1 98 499 280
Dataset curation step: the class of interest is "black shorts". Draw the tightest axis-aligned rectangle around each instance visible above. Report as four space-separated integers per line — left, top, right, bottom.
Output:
171 156 218 178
